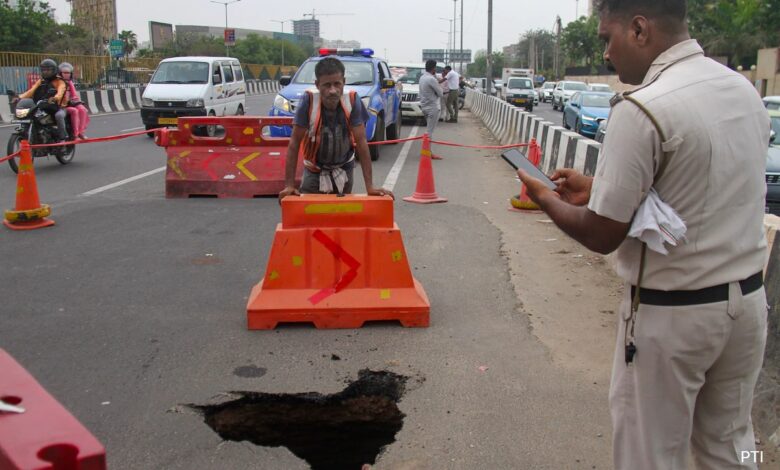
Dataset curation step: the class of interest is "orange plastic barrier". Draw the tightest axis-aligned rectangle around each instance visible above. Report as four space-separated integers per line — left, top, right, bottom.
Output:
0 349 106 470
155 116 302 198
247 195 430 329
3 140 55 231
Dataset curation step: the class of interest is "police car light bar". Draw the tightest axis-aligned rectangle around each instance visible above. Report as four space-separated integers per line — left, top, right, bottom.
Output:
318 48 374 57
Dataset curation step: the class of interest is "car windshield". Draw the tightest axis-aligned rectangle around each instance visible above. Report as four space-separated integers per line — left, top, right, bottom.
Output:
543 83 555 89
151 61 209 84
565 82 588 91
508 78 532 89
591 85 611 92
398 68 424 84
767 101 780 111
582 94 613 107
294 60 375 86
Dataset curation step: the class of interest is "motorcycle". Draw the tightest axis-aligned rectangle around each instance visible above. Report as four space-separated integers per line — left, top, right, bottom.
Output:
458 86 466 110
6 90 76 174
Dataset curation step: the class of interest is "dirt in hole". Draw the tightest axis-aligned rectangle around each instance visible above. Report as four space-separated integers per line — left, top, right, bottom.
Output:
189 369 407 470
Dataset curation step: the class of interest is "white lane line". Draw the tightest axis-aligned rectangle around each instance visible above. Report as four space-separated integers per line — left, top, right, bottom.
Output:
382 125 419 192
81 166 165 196
121 126 145 133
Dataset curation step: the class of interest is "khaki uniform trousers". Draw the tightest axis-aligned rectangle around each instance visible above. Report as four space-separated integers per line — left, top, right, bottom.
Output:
610 282 767 470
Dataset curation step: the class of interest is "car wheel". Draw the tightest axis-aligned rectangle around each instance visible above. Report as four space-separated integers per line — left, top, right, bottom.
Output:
386 114 401 143
369 115 383 161
562 113 569 129
527 105 533 112
575 119 582 135
145 125 156 138
236 104 244 116
206 111 217 137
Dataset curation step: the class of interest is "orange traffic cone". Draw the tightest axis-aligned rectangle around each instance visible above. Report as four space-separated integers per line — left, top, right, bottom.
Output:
510 138 542 211
3 140 55 231
402 134 447 204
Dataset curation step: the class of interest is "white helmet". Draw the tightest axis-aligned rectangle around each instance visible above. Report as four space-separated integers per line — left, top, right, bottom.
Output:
59 62 74 74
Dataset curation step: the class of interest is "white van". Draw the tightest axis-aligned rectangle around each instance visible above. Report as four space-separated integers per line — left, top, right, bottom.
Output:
140 56 246 134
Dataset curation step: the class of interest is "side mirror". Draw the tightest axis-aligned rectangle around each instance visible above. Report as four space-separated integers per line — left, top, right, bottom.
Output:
381 78 395 89
212 73 222 85
279 76 291 86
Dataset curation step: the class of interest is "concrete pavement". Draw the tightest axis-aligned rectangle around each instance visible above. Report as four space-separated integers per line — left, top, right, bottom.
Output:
0 99 617 469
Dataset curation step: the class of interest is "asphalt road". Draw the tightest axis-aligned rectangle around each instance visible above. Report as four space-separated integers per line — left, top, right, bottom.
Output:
0 97 613 469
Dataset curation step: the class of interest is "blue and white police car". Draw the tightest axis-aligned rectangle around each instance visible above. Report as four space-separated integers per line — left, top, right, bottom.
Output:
269 48 402 161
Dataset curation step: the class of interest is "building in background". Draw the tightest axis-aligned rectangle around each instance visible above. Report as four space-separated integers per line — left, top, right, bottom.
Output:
175 25 275 42
67 0 117 54
293 19 319 39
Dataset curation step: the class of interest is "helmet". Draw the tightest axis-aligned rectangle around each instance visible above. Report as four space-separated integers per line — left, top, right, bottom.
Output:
59 62 74 74
40 59 57 79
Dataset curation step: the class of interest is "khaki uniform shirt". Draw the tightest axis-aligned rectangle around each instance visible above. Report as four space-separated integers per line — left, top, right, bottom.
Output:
589 40 769 290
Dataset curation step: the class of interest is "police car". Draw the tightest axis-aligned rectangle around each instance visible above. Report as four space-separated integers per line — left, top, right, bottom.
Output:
269 48 402 161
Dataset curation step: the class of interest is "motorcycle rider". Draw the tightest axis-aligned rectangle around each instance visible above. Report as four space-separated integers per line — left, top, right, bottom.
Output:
17 59 69 142
58 62 90 140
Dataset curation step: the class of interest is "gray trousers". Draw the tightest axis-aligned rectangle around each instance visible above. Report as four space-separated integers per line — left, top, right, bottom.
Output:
54 109 68 140
446 91 459 121
610 282 767 469
422 107 440 139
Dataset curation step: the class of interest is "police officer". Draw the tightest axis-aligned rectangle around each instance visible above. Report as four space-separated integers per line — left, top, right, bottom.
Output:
518 1 769 468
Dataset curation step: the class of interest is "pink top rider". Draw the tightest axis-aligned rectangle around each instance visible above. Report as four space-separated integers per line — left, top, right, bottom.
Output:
58 62 89 140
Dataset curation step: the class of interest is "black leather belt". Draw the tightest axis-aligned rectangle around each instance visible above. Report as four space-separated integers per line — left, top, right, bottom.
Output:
631 272 763 306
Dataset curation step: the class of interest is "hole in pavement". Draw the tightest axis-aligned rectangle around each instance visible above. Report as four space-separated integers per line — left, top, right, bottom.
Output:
190 369 407 470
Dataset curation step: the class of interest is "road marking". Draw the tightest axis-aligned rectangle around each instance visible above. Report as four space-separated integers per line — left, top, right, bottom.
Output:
81 166 165 196
121 126 145 133
382 125 419 192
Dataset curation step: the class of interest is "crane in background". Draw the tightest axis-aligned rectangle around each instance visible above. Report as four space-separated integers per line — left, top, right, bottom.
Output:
301 10 355 20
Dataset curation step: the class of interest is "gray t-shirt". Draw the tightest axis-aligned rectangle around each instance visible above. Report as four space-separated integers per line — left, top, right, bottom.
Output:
419 71 443 111
294 92 370 167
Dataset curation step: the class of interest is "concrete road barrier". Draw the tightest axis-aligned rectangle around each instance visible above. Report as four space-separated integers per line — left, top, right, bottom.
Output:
0 80 281 123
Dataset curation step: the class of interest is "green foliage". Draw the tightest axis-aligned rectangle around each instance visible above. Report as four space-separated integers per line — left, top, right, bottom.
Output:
231 34 307 66
118 30 138 60
688 0 780 66
561 15 601 67
467 50 504 78
0 0 58 52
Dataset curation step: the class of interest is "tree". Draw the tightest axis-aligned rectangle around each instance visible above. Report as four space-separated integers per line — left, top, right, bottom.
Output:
560 15 601 68
0 0 58 52
688 0 780 67
118 30 138 60
467 50 504 78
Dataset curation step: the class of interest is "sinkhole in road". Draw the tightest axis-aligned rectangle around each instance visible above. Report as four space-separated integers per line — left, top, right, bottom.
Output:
192 369 407 470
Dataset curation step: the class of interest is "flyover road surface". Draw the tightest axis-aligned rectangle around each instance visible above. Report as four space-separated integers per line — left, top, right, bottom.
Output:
0 94 624 469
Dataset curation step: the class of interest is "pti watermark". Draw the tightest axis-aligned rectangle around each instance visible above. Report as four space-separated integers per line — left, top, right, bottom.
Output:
739 450 763 463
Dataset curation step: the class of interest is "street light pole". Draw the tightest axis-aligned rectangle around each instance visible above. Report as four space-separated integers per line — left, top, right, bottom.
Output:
460 0 464 73
210 0 241 56
486 0 493 96
270 19 287 66
438 17 453 63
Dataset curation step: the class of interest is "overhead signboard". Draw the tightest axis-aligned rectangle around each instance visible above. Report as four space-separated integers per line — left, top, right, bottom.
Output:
422 49 472 63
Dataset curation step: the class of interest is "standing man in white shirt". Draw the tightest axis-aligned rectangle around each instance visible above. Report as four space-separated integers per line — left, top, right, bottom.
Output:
443 66 460 122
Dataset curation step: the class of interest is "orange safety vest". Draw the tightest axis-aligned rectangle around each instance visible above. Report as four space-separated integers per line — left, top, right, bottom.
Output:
301 89 358 173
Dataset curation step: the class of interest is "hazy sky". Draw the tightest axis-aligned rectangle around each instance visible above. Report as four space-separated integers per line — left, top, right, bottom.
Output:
46 0 587 62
